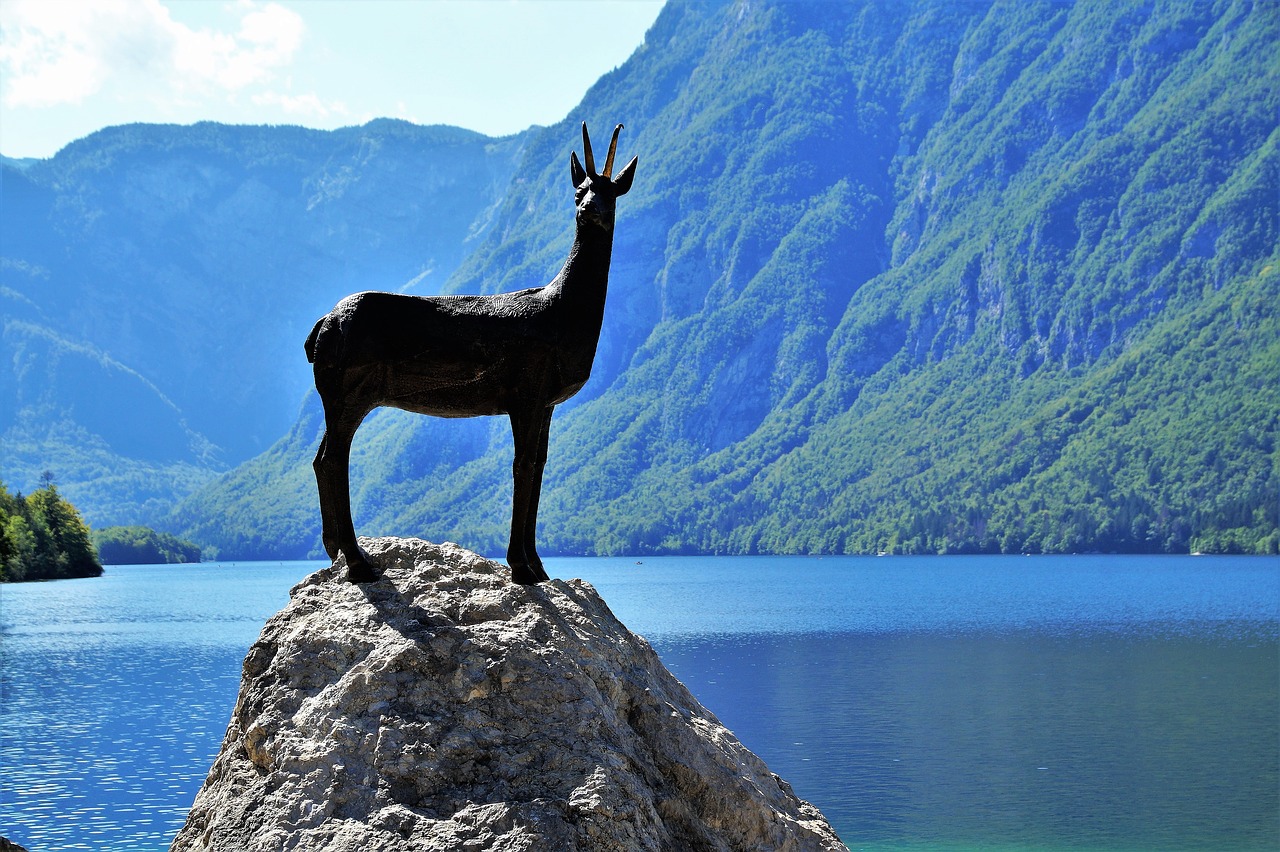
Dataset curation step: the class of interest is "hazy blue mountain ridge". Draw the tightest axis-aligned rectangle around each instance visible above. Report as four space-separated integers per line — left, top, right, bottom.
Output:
1 121 528 524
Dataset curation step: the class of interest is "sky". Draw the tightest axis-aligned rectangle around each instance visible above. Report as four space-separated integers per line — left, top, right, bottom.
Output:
0 0 665 160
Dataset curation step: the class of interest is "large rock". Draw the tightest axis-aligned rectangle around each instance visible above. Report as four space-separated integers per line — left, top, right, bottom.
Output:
171 537 846 851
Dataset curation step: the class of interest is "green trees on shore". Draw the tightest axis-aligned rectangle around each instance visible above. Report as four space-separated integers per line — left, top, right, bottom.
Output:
1 478 203 579
0 477 101 582
92 526 202 566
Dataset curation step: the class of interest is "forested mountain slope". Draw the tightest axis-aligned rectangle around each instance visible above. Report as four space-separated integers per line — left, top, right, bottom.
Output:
1 122 527 524
80 0 1280 556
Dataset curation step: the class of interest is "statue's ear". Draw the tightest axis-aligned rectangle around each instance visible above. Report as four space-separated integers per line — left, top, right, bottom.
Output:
571 151 587 187
612 156 637 196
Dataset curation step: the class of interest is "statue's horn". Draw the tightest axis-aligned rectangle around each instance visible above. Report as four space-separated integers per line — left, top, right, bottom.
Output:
581 122 596 176
603 124 623 178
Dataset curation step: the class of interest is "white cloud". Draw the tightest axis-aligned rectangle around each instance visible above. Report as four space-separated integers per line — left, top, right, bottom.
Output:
251 89 347 119
0 0 305 109
394 100 417 123
172 1 303 92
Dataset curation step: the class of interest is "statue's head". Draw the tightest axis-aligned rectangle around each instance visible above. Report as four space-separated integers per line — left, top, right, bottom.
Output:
571 122 637 231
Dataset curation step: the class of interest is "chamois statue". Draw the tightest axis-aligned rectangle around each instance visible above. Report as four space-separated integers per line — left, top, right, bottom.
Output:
306 122 637 585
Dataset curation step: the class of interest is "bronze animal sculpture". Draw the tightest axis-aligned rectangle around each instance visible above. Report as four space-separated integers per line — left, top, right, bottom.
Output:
306 122 637 584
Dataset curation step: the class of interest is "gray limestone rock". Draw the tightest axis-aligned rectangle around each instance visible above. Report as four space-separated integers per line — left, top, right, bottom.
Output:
170 537 846 851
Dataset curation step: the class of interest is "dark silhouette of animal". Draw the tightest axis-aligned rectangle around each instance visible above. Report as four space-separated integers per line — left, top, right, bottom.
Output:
306 123 637 584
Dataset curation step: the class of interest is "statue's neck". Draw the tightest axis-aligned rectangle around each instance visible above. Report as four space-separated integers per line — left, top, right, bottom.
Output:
556 224 614 296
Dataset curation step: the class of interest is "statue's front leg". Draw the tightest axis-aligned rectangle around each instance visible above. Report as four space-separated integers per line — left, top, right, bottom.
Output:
344 544 379 584
524 410 552 584
508 407 552 585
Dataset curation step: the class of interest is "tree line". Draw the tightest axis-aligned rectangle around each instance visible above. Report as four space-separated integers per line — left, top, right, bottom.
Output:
1 476 207 580
92 525 202 566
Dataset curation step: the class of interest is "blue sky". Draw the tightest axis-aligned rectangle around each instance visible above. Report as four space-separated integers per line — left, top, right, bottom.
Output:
0 0 664 159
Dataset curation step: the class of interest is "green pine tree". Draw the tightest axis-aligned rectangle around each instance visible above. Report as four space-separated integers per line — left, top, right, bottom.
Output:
0 477 103 581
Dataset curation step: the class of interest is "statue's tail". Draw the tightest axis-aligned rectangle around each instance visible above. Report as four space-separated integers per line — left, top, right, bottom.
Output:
304 317 324 364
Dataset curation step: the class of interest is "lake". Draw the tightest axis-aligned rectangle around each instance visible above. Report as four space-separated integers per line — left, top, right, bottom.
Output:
1 553 1276 850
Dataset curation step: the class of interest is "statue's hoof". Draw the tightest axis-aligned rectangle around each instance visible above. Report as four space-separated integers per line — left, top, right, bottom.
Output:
347 560 379 584
510 563 543 585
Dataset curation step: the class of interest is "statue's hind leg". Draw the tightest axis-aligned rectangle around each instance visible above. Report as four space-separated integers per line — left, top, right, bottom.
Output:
313 380 378 583
313 432 340 560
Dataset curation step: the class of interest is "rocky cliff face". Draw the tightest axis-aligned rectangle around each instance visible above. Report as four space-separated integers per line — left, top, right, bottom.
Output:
176 0 1279 561
171 537 844 851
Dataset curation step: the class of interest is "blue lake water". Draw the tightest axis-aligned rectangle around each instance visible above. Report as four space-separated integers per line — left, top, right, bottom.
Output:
1 553 1276 850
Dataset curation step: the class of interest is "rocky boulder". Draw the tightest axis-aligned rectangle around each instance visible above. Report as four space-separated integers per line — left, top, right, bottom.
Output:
171 537 845 851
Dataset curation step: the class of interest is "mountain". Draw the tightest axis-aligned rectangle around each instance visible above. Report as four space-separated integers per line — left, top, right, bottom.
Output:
11 0 1278 557
1 121 528 525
